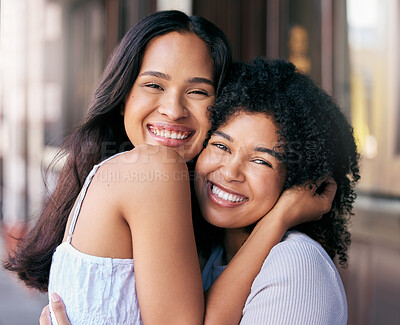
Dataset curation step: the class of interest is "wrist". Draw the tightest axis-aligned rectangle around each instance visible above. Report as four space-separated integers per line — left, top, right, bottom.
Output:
251 209 288 239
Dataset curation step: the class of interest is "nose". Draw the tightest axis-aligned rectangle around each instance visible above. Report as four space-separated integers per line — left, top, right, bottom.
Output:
220 156 245 183
158 90 188 120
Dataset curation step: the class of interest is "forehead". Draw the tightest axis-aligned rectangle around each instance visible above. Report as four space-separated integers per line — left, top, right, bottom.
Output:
218 111 280 143
139 32 215 78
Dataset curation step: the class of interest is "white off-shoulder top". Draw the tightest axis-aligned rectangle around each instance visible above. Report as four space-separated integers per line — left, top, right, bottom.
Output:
48 152 142 325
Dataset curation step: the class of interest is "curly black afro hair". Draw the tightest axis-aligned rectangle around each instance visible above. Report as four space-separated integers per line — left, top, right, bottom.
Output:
194 58 360 266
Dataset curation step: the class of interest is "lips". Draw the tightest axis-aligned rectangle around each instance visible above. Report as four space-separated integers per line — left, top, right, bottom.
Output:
207 181 248 208
147 123 194 147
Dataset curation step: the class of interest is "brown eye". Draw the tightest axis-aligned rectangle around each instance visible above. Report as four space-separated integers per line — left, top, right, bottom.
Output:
144 83 164 91
212 143 230 153
190 90 207 95
253 158 272 168
187 89 210 98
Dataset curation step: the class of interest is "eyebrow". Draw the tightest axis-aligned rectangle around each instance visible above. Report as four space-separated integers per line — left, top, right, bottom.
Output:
139 71 214 86
188 77 214 87
139 71 170 80
213 130 233 142
213 130 283 161
254 146 284 161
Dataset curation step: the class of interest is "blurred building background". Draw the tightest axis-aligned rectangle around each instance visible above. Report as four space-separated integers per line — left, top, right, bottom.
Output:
0 0 399 324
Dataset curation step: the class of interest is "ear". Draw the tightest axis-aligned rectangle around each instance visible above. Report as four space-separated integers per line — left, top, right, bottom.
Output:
120 103 125 116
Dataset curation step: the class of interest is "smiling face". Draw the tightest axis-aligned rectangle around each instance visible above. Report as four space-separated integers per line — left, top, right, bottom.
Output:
123 31 215 161
194 111 287 229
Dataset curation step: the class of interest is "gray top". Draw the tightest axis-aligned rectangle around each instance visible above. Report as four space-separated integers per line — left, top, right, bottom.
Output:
201 231 348 325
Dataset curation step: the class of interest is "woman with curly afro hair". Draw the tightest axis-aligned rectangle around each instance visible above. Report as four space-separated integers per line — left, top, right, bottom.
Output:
194 58 360 324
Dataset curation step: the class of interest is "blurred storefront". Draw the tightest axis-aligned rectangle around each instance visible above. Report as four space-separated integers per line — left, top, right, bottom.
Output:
0 0 399 324
342 1 400 324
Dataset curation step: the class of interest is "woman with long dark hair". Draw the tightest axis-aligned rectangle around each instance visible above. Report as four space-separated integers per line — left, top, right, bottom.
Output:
6 10 232 324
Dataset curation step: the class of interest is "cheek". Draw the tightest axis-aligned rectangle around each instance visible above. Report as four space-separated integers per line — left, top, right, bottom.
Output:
123 109 148 147
191 102 212 132
125 85 159 116
195 150 213 177
196 116 211 137
206 148 229 167
255 174 285 204
194 151 218 194
123 110 140 133
124 94 155 123
125 98 146 117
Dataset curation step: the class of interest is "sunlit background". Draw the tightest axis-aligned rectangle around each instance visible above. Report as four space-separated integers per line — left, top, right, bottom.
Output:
0 0 399 324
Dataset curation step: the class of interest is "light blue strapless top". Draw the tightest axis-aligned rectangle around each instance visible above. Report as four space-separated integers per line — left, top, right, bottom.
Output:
48 152 142 324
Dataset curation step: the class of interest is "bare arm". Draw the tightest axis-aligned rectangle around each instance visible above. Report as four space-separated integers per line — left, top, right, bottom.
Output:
42 146 203 325
120 146 203 325
204 178 337 325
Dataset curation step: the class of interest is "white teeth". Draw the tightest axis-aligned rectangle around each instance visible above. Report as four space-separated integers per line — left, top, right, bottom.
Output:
211 184 246 203
150 127 190 140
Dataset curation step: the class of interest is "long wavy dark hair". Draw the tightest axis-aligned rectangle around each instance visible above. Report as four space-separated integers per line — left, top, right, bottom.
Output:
4 10 232 292
194 59 360 266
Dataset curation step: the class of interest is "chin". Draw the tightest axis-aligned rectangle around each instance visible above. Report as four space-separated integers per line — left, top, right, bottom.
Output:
203 216 244 229
203 214 227 229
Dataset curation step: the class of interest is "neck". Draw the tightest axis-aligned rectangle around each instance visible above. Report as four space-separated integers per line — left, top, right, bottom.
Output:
223 228 250 264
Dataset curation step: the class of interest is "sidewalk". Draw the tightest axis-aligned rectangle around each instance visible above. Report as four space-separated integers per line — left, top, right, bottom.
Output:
0 236 48 325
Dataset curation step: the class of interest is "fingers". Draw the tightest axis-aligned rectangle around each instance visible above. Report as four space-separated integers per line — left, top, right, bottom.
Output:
316 176 337 199
50 293 71 325
321 177 337 197
316 176 337 214
39 305 51 325
295 176 337 217
312 176 337 194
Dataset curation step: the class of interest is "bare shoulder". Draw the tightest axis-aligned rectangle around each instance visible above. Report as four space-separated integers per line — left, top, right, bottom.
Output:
97 146 191 214
103 145 188 173
99 144 187 180
135 144 188 171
